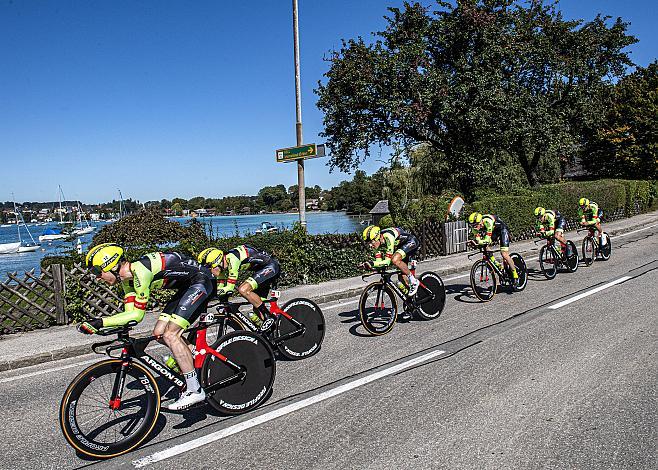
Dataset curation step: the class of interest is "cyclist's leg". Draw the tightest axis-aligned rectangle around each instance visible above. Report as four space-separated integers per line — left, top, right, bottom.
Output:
153 290 185 344
393 238 420 293
164 277 214 410
554 217 567 247
498 227 517 279
239 261 280 325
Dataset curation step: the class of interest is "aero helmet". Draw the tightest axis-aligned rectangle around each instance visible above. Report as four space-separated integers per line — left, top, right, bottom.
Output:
534 207 546 217
86 243 124 277
579 198 590 207
468 212 483 224
362 225 381 241
197 248 224 268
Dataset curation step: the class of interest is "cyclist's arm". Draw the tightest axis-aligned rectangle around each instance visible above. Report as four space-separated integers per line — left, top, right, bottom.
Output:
101 262 153 328
477 219 493 245
535 219 545 236
373 232 396 267
544 213 556 237
590 203 600 223
220 251 241 294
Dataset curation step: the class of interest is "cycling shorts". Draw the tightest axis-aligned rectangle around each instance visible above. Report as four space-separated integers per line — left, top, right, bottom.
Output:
395 235 420 260
159 274 215 329
493 225 511 252
555 216 566 233
246 259 281 298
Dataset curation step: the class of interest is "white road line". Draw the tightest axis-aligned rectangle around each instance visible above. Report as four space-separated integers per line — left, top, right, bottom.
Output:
323 299 358 310
0 343 167 385
547 276 632 310
132 348 446 468
0 358 98 384
612 222 658 239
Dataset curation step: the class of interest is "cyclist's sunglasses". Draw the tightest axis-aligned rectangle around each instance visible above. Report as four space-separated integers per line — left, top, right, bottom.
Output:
90 264 119 278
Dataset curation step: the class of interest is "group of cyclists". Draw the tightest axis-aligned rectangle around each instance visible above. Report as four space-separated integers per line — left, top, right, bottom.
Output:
78 196 604 411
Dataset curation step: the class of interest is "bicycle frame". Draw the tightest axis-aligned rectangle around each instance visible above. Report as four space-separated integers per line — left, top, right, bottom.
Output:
91 316 246 409
468 247 508 278
361 263 435 307
214 294 305 346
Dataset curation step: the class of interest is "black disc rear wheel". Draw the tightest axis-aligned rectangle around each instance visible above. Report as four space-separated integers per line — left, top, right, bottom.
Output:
202 331 275 416
275 298 325 360
511 253 528 291
565 240 579 272
599 233 612 260
413 272 446 320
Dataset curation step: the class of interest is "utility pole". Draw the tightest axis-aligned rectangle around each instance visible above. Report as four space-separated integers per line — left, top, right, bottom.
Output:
292 0 306 228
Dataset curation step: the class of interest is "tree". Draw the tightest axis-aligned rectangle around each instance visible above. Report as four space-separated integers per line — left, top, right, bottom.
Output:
258 185 290 211
316 0 636 195
586 61 658 179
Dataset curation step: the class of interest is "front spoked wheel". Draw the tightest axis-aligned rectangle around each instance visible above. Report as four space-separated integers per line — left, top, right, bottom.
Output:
539 245 557 280
202 331 275 416
565 240 579 272
413 272 446 320
510 253 528 291
359 282 398 335
60 359 160 459
582 237 594 266
470 260 497 302
275 298 325 360
598 233 611 260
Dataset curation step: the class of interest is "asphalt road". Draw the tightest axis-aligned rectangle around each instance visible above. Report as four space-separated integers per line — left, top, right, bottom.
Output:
1 226 656 470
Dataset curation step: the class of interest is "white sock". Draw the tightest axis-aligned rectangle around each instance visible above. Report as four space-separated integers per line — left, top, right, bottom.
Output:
408 274 417 284
600 235 606 245
184 370 200 393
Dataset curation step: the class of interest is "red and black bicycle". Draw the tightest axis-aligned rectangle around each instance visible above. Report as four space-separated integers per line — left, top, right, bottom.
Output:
60 314 275 459
209 289 325 360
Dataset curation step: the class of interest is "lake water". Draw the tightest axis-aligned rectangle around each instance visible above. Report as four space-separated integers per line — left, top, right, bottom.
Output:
0 212 364 278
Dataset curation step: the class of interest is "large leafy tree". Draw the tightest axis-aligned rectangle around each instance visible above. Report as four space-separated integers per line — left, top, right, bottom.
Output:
586 61 658 179
316 0 636 195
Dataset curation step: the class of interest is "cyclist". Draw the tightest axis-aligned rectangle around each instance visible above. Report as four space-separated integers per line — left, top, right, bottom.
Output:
578 198 605 245
360 225 420 296
197 245 280 332
468 212 519 284
534 207 568 251
79 244 215 411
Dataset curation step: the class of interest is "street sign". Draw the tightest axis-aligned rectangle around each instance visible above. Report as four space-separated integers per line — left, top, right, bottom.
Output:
276 143 326 163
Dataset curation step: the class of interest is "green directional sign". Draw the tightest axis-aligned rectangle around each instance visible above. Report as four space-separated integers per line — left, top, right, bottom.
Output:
275 143 325 163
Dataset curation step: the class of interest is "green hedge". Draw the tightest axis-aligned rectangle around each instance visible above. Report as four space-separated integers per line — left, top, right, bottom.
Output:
463 179 657 236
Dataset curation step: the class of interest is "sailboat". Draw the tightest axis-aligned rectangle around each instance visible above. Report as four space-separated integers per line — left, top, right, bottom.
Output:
13 199 40 253
72 201 95 236
39 186 69 242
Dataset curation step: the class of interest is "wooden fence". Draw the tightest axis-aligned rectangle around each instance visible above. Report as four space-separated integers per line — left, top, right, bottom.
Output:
0 263 122 335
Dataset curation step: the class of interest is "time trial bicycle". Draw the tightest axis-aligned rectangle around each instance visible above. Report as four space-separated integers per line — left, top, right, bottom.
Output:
578 226 611 266
60 313 275 459
358 260 446 336
535 236 579 279
207 289 325 360
469 247 527 302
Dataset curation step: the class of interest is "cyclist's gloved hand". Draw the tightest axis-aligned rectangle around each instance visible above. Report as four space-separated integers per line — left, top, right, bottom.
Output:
78 318 103 335
358 261 372 271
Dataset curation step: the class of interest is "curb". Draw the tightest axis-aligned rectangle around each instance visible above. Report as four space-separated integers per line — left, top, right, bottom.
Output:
2 216 657 373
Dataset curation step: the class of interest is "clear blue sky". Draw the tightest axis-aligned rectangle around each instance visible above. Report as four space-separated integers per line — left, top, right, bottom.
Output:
1 0 655 204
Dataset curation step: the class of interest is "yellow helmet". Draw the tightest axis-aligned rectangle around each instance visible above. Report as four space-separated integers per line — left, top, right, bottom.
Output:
86 243 124 276
468 212 483 224
197 248 224 268
534 207 546 217
579 197 590 207
362 225 381 241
